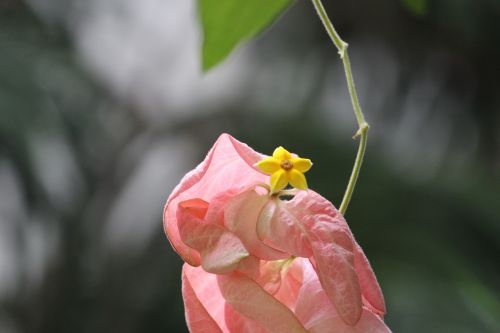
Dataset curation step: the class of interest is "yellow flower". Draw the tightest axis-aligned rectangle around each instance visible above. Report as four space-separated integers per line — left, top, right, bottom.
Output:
255 146 313 193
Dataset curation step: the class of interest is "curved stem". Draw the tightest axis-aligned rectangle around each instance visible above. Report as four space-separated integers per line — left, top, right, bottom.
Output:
339 124 368 214
311 0 369 216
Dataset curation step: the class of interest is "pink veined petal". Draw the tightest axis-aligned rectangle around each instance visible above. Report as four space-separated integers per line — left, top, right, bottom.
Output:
273 258 305 310
182 267 224 333
354 244 386 316
178 198 210 219
300 191 385 316
217 273 309 333
224 190 288 261
256 260 286 295
225 303 269 333
294 190 386 317
280 190 363 325
204 188 241 226
236 256 302 302
307 222 362 325
177 201 249 274
236 256 285 295
255 200 276 244
184 265 231 332
295 261 392 333
257 199 313 258
164 133 268 265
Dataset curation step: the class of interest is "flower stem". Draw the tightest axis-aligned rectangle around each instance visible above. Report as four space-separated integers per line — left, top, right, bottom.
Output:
311 0 369 216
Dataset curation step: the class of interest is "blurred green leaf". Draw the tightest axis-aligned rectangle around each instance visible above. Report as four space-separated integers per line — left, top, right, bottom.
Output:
459 278 500 332
198 0 293 71
401 0 428 16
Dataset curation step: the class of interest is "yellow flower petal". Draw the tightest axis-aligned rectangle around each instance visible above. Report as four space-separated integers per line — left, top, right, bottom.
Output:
287 169 308 190
255 157 282 175
272 146 292 161
291 157 312 173
270 169 288 193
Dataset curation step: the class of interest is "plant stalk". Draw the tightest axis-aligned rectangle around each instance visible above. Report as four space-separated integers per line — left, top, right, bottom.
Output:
311 0 369 215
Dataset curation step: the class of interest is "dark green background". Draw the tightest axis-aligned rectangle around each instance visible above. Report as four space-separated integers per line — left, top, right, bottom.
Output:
0 0 499 332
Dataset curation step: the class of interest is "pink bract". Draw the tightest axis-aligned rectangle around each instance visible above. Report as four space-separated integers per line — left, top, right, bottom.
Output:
164 134 268 266
164 133 390 332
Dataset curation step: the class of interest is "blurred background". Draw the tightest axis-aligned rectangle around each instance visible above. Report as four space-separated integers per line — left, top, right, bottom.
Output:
0 0 499 332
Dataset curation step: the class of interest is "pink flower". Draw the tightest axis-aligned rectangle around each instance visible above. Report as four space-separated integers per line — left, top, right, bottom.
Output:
164 133 391 332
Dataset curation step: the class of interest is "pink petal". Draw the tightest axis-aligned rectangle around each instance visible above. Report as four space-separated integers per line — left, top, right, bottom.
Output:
217 273 309 333
354 244 386 316
182 265 225 333
164 134 268 265
236 256 283 295
276 190 363 325
273 258 304 310
291 190 386 317
178 200 249 274
236 256 301 304
256 260 286 295
178 198 210 219
257 199 313 258
295 260 392 333
224 190 288 260
224 304 269 333
184 265 239 332
307 223 362 325
205 189 241 226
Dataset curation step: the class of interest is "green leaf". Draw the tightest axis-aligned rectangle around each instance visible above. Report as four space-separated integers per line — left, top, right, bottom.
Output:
198 0 293 71
401 0 428 16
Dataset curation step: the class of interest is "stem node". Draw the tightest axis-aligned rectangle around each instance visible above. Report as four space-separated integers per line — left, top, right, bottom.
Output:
338 42 348 58
353 122 369 139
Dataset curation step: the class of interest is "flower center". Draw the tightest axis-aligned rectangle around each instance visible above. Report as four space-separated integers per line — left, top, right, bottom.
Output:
280 159 293 170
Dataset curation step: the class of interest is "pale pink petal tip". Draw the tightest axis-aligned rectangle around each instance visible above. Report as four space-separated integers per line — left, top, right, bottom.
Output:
164 134 267 265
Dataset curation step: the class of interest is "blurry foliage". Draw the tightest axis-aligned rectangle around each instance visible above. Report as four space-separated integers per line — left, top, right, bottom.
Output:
0 2 185 333
0 0 499 333
401 0 428 16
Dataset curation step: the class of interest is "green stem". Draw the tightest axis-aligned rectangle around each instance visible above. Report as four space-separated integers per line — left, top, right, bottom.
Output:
311 0 369 216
